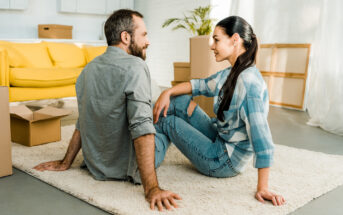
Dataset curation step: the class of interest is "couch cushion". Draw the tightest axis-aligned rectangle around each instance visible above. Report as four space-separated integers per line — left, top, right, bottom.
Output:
10 67 82 87
11 42 53 68
45 42 86 68
0 41 28 68
83 45 107 63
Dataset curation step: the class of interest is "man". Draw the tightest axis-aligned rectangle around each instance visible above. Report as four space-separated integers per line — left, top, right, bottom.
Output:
34 9 181 211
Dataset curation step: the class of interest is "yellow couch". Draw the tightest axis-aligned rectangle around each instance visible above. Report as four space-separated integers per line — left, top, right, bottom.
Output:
0 40 106 102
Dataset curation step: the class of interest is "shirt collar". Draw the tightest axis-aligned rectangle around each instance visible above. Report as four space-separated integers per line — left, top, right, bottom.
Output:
106 46 129 56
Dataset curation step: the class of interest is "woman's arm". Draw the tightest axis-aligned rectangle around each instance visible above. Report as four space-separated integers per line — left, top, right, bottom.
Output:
153 82 192 123
167 82 192 96
257 167 269 192
255 167 285 206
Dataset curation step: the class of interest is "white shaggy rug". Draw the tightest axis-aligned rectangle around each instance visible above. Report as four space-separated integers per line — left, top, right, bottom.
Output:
12 125 343 215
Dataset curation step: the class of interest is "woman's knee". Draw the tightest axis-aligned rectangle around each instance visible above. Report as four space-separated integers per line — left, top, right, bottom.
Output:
171 95 192 106
171 95 195 116
187 100 197 117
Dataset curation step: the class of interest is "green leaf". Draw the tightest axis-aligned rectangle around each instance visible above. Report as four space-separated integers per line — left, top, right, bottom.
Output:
161 4 214 36
172 24 187 31
162 18 181 28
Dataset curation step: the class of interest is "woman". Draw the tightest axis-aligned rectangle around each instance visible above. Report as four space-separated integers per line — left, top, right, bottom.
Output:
153 16 285 206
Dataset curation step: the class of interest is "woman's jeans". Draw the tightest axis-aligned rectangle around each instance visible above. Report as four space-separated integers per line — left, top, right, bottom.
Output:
154 95 239 178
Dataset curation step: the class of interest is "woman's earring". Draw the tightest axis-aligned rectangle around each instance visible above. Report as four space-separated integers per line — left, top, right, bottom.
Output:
233 43 237 47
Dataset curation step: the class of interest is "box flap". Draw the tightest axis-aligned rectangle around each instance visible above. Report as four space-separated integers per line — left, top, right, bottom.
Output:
32 106 71 122
9 105 33 121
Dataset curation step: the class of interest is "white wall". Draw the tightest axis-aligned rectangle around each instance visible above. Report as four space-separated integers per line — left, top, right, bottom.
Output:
250 0 321 43
135 0 210 86
210 0 232 21
0 0 324 86
0 0 108 40
137 0 323 86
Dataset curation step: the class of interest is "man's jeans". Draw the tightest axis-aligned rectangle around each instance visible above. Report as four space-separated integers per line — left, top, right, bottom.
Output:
154 95 238 178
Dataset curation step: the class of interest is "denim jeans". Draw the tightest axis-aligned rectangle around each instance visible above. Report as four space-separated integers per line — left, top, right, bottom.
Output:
154 95 239 178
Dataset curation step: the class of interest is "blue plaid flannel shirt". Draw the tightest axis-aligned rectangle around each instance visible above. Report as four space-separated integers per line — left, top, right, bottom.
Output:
190 66 274 172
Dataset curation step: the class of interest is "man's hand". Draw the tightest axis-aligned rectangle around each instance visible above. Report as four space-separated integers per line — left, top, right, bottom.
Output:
255 189 285 206
33 129 81 172
33 160 70 172
133 134 182 211
146 187 182 211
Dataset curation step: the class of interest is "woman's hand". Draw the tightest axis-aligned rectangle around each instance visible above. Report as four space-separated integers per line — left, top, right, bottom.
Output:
255 189 285 206
153 90 171 124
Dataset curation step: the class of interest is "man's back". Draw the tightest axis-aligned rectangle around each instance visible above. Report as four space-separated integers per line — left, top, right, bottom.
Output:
76 46 155 183
34 10 181 210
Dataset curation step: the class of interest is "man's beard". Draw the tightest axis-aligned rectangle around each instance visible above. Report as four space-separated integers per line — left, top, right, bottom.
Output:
128 38 147 60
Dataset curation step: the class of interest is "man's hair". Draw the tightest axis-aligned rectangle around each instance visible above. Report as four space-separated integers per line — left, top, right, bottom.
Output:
104 9 143 46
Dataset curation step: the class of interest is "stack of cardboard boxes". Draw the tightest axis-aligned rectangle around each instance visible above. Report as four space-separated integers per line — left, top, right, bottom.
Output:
172 36 230 118
172 62 217 117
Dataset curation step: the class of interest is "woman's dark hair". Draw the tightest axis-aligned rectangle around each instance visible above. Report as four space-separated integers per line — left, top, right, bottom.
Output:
105 9 143 46
216 16 258 121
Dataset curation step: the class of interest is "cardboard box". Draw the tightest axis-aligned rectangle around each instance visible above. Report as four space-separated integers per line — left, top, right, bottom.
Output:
0 86 12 177
38 24 73 39
190 35 230 79
171 80 184 87
193 96 215 117
174 62 190 81
10 106 71 147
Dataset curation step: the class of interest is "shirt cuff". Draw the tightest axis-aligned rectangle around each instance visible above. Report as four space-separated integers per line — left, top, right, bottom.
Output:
75 118 80 130
130 120 156 140
254 153 274 168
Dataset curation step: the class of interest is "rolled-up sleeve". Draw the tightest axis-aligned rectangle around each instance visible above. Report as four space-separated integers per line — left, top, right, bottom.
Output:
125 60 156 140
190 70 225 97
75 118 80 130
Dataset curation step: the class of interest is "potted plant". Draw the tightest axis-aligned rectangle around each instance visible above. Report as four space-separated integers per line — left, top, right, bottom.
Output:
162 5 215 36
162 5 229 80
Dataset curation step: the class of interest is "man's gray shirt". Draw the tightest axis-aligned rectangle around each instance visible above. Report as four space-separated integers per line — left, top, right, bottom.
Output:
75 46 156 184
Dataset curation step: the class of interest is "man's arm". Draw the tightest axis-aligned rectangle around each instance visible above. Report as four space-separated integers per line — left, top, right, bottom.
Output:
134 134 158 194
134 134 181 211
33 129 81 171
125 60 181 210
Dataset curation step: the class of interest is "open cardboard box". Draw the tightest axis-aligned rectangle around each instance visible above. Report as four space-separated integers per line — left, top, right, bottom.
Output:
10 105 71 147
0 86 12 178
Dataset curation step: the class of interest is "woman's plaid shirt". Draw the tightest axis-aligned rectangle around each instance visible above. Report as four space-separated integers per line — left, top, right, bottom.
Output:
190 66 274 172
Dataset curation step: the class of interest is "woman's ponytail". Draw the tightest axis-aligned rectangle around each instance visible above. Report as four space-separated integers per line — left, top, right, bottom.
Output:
216 16 258 121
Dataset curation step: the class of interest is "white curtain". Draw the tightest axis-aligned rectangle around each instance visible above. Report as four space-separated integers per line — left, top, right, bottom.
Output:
306 0 343 135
